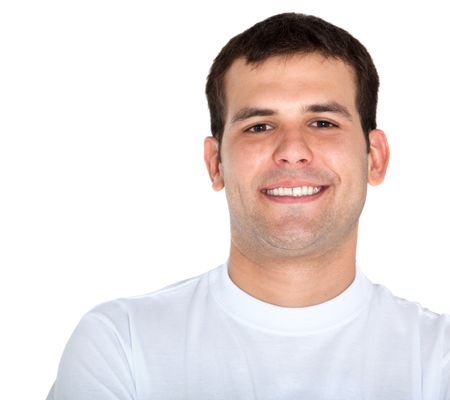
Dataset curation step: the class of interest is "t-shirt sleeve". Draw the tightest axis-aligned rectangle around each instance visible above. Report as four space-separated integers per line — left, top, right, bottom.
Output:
47 309 135 400
441 355 450 400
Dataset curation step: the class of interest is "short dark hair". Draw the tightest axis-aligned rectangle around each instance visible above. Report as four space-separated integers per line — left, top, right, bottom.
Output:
205 13 379 152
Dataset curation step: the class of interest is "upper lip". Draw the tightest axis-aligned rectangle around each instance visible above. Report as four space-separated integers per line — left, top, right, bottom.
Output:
261 179 326 191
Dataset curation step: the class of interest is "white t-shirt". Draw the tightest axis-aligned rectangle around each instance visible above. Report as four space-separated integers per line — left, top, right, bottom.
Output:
47 264 450 399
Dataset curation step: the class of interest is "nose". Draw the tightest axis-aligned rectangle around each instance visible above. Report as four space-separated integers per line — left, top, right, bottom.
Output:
272 128 313 166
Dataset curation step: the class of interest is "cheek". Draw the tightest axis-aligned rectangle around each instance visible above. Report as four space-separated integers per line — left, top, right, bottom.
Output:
222 141 269 182
319 141 368 183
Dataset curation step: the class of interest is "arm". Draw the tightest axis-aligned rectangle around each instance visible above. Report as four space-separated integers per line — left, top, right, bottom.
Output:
47 311 136 400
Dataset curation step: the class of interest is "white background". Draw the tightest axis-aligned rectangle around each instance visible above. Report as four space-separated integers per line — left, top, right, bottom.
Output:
1 0 449 398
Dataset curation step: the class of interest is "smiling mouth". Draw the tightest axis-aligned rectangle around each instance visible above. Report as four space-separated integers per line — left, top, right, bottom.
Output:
262 186 323 197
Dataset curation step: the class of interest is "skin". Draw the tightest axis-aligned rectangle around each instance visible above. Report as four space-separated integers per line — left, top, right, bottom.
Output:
204 53 389 307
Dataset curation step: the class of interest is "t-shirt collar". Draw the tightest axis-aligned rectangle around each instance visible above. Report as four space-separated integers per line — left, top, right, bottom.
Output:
209 261 374 335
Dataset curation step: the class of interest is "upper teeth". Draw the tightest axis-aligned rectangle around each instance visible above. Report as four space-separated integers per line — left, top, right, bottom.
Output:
266 186 321 197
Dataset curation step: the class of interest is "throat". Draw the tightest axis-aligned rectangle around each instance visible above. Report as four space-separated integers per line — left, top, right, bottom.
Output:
228 243 356 307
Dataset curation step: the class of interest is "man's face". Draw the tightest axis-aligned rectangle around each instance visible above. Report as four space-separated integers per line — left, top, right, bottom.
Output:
205 53 388 262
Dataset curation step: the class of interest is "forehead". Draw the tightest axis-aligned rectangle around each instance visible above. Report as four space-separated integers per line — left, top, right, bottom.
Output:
223 53 358 116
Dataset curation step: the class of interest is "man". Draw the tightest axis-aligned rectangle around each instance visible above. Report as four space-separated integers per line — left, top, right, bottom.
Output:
47 13 450 399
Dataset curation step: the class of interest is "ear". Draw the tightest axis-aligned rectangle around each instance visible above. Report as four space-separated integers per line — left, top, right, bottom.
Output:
204 136 224 191
367 129 390 186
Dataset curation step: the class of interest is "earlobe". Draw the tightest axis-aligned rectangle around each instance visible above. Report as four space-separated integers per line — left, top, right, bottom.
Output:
204 136 224 191
367 129 390 186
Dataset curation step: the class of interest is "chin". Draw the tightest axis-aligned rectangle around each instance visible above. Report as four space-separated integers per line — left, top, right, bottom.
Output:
263 232 319 252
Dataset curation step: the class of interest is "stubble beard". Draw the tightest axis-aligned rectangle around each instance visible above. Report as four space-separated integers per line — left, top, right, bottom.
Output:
229 194 366 266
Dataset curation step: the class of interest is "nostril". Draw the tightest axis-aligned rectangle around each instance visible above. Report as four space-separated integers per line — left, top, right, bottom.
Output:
277 156 311 165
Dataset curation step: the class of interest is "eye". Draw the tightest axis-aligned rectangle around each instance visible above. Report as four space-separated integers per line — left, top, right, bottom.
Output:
245 123 274 133
311 120 337 128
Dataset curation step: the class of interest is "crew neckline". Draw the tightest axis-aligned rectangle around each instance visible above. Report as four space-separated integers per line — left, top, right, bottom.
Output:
209 262 374 335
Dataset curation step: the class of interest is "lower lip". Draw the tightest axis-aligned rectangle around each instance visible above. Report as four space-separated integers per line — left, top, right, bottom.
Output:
261 187 328 204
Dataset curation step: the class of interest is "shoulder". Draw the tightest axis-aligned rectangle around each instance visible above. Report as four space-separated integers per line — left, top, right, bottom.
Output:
371 282 450 359
371 282 449 326
56 267 218 373
81 266 219 335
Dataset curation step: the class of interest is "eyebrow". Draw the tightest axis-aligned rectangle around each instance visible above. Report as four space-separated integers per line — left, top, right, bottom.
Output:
230 102 353 125
230 107 276 125
303 102 353 121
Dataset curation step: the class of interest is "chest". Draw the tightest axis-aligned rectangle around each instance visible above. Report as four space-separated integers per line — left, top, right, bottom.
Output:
130 315 435 399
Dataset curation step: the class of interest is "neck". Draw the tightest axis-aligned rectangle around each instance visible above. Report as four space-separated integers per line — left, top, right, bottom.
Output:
227 234 358 308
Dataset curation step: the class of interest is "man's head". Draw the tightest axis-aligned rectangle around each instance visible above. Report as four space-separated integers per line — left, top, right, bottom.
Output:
206 13 379 152
203 13 389 265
